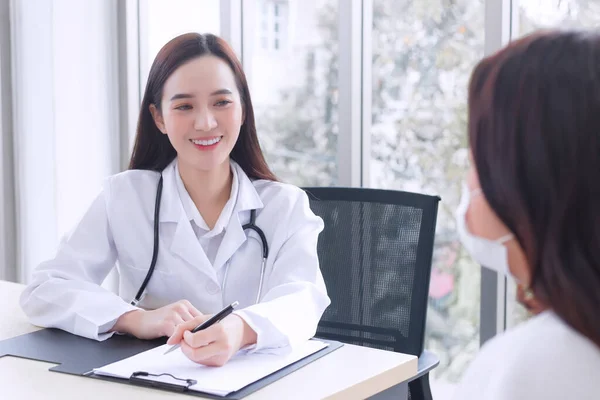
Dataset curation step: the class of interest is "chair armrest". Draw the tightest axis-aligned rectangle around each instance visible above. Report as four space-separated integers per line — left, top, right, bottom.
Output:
409 349 440 382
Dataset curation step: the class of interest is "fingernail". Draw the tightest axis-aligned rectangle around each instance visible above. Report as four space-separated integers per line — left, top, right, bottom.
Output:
184 331 192 341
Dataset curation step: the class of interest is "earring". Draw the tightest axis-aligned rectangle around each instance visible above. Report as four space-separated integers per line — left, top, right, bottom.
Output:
522 286 535 302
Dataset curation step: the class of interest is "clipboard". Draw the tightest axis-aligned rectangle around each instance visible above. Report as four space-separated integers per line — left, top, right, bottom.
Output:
0 328 343 399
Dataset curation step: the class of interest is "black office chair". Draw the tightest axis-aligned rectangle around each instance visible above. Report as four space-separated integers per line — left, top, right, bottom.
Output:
304 187 441 400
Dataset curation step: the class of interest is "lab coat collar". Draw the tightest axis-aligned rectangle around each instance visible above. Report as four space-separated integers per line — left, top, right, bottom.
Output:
158 159 184 223
159 159 264 222
159 158 265 277
174 160 239 237
212 160 264 271
230 160 264 212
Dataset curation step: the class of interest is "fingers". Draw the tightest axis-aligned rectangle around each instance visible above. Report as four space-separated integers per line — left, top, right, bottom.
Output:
167 315 210 345
188 305 203 318
172 301 198 322
179 300 203 318
179 309 196 323
164 301 204 341
175 318 239 366
178 300 203 318
182 323 224 348
172 303 193 322
160 314 184 338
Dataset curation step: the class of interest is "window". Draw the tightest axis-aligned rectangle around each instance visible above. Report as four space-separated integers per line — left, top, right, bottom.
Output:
257 0 289 53
519 0 600 36
248 0 338 186
139 0 220 91
370 0 485 388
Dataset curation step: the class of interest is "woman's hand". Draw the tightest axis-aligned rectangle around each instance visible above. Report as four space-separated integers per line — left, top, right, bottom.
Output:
112 300 202 340
167 314 258 366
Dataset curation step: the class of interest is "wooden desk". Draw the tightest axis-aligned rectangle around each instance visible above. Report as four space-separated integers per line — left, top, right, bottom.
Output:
0 280 417 399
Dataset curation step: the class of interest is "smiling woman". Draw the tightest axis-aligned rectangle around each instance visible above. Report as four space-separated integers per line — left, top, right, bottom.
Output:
130 33 276 183
19 32 330 368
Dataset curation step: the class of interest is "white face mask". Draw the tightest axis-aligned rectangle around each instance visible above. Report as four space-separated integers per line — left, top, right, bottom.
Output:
455 182 514 276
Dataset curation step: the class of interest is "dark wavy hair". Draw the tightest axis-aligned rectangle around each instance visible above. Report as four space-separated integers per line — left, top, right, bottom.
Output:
129 32 277 181
468 30 600 348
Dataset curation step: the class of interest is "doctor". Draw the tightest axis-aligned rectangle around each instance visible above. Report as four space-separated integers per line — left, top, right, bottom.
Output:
20 32 330 367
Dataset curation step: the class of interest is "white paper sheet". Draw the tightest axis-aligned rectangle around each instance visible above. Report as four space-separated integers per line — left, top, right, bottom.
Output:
93 340 328 396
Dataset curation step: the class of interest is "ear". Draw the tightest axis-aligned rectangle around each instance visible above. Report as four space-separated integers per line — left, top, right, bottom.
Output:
149 104 167 134
508 240 532 287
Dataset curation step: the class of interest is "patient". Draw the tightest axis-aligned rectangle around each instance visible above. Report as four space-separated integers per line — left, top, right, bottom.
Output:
453 30 600 399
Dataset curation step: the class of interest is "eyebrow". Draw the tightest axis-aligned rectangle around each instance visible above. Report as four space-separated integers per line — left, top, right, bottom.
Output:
210 89 233 96
169 89 233 101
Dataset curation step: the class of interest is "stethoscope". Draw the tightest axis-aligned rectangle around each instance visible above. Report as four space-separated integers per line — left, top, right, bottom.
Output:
130 174 269 306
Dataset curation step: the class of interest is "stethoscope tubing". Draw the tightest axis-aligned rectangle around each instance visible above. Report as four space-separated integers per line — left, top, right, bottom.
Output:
131 174 269 306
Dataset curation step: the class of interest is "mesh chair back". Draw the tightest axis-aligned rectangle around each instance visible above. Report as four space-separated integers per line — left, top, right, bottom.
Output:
304 187 440 357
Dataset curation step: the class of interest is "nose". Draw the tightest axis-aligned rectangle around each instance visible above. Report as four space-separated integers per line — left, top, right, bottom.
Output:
194 108 218 132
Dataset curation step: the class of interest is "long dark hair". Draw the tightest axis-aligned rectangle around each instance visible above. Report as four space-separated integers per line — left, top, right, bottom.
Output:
129 33 277 181
468 30 600 347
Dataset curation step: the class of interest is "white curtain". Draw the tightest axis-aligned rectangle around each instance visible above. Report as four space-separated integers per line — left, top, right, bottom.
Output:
5 0 129 284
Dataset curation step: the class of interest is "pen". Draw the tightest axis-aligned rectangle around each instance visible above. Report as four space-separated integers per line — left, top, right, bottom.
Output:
163 301 239 355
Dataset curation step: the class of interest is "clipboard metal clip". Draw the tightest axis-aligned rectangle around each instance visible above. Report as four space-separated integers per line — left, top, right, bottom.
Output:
130 371 197 392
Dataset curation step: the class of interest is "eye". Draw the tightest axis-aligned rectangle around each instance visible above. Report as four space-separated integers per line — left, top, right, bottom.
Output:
175 104 192 111
215 100 232 107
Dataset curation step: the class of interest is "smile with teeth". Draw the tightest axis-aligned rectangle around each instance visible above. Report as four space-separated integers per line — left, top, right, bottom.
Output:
190 136 223 146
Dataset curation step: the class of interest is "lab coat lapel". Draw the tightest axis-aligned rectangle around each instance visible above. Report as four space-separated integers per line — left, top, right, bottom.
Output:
170 211 218 281
212 162 264 271
160 161 217 282
212 214 246 272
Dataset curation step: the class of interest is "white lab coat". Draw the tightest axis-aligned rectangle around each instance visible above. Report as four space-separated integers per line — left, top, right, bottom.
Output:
20 159 330 352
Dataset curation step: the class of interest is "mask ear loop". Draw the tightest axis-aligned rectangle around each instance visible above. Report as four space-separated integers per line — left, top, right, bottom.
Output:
469 186 514 245
496 234 514 244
